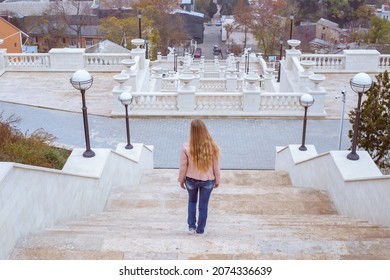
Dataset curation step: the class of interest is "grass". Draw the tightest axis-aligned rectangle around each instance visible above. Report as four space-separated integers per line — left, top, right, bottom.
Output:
0 112 71 169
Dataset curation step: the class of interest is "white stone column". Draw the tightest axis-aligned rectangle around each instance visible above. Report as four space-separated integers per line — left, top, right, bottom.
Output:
226 67 237 91
298 60 315 91
219 66 226 78
306 74 326 116
343 50 380 72
178 74 195 112
167 53 174 62
151 66 162 92
131 39 146 70
306 82 326 117
49 48 85 70
243 73 261 112
285 40 302 70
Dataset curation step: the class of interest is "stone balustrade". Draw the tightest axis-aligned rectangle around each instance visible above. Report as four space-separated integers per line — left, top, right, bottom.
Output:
1 48 390 73
4 53 50 69
129 92 178 112
122 90 326 117
84 53 132 70
195 93 242 112
1 46 389 117
379 54 390 70
198 78 227 91
0 48 131 71
300 54 345 71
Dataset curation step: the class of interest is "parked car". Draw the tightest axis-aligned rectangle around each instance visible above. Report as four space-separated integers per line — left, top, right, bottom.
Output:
194 48 202 58
213 45 221 56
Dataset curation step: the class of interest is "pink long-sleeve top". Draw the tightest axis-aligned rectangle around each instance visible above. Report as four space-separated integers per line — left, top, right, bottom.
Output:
178 142 220 184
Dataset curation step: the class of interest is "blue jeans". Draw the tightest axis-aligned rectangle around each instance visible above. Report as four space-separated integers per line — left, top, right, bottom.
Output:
185 177 215 234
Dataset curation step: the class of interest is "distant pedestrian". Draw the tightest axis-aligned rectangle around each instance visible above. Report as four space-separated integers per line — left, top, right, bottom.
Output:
178 119 221 235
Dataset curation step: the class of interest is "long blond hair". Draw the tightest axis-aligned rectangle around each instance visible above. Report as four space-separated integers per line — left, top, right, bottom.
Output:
189 119 220 172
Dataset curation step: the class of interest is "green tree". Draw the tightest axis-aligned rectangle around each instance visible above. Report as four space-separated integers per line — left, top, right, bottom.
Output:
98 16 139 47
288 0 320 22
24 13 67 51
134 0 189 55
348 71 390 171
368 16 390 44
194 0 209 15
250 0 288 56
354 4 376 28
49 0 93 48
207 0 218 20
233 0 252 49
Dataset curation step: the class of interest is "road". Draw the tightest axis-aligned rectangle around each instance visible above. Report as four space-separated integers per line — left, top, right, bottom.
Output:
198 24 225 60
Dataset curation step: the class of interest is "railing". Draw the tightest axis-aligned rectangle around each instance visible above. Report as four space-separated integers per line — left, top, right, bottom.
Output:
379 55 390 70
4 53 50 68
300 54 345 70
124 91 315 116
1 53 132 71
201 71 220 78
195 93 243 111
84 53 131 69
129 92 178 111
161 77 179 91
198 78 226 91
260 93 303 112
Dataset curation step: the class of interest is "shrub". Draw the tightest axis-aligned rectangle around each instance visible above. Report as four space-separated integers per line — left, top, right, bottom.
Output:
0 112 70 169
348 71 390 173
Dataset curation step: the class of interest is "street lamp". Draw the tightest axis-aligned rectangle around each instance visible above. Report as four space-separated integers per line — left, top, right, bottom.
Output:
277 37 283 82
137 10 142 39
244 53 249 74
70 69 95 158
174 49 178 72
337 88 346 150
347 72 372 160
289 14 294 40
119 91 134 149
144 35 149 59
299 93 315 151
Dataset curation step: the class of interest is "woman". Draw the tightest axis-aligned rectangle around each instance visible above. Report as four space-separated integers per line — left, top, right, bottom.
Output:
178 119 220 235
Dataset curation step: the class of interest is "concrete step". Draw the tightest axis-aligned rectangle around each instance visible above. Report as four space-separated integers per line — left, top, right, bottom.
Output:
9 169 390 260
139 169 292 187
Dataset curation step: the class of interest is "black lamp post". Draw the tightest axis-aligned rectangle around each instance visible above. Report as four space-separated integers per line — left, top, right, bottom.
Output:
347 72 372 160
70 69 95 158
174 49 178 72
144 35 149 59
299 93 315 151
289 14 294 40
244 53 249 74
277 37 283 82
137 10 142 39
119 91 133 149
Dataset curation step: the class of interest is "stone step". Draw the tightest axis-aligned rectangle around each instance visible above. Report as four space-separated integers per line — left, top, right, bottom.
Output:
106 185 335 215
11 230 390 260
9 169 390 260
139 169 292 187
34 219 390 240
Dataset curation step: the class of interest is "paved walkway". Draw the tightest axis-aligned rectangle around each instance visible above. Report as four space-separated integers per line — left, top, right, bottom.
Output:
0 101 351 169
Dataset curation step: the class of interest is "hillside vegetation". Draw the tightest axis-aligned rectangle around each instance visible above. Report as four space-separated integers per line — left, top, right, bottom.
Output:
0 112 70 170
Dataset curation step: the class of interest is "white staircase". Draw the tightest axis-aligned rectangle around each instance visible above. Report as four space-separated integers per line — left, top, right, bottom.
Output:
9 169 390 260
